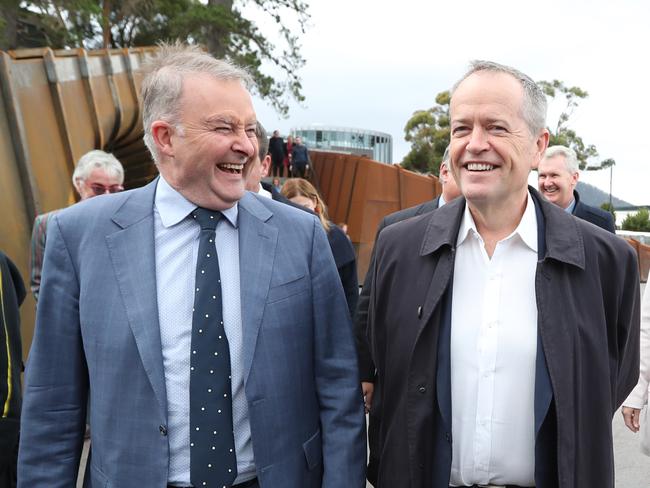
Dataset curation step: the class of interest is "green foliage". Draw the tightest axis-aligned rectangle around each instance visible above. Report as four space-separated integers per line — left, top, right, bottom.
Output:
0 0 309 116
401 90 450 175
622 208 650 232
600 202 616 223
539 79 613 171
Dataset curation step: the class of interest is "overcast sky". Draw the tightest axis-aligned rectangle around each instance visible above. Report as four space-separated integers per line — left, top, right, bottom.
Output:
247 0 649 205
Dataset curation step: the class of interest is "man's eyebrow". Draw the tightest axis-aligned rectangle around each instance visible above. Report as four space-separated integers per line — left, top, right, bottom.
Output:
204 115 236 125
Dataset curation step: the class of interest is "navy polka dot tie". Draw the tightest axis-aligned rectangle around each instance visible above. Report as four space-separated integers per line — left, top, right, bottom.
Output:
190 208 237 488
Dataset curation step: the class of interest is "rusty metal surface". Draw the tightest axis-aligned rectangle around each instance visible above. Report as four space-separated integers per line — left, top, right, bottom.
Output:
310 150 441 281
0 47 158 358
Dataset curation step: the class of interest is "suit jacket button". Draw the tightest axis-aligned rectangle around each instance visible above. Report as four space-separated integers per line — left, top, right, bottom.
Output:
445 432 451 442
159 425 167 436
418 386 426 394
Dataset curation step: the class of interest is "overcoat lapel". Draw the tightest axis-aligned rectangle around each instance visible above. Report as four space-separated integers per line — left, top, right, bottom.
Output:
238 193 277 384
105 179 167 421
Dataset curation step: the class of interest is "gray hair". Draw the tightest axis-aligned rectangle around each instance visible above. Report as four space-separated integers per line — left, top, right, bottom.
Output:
72 150 124 185
140 42 253 162
452 60 547 135
442 144 450 163
255 122 269 161
543 145 579 174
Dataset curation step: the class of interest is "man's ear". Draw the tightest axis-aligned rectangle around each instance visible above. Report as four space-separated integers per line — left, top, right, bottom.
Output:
532 129 550 169
151 121 175 158
261 155 272 178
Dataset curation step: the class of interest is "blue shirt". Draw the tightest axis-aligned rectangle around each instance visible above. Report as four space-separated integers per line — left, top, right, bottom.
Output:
154 176 256 485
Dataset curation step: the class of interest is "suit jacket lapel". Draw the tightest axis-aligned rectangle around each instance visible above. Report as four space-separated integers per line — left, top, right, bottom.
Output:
238 193 277 384
105 179 167 421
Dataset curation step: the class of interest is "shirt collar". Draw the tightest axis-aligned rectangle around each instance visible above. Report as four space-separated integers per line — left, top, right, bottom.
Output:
564 199 576 214
456 191 538 252
439 194 447 207
155 175 239 228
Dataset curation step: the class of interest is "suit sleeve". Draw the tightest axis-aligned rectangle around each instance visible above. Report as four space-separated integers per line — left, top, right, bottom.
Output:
353 218 387 383
310 218 366 487
623 280 650 409
18 215 88 487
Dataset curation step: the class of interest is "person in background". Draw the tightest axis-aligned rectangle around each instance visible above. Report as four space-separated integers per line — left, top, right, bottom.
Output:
622 282 650 455
0 250 26 488
282 178 358 320
245 122 294 207
537 145 616 232
268 130 285 178
29 149 124 301
290 136 310 178
272 177 282 193
283 135 294 178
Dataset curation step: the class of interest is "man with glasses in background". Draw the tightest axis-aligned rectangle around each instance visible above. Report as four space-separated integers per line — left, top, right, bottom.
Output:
29 149 124 301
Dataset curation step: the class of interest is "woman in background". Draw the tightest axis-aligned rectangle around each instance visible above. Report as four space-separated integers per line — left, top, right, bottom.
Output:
281 178 358 319
622 281 650 456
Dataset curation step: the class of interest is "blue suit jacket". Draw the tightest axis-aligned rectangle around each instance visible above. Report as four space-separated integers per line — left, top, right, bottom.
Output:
18 179 366 487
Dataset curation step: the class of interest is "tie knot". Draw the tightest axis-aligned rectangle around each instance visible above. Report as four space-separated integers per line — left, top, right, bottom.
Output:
192 208 222 230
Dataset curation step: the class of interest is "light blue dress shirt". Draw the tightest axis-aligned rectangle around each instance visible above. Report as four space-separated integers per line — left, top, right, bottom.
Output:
565 199 576 214
154 176 256 485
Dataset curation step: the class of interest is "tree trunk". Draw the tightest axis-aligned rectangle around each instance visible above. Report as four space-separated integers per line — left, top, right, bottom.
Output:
206 0 233 58
0 1 20 50
102 0 111 49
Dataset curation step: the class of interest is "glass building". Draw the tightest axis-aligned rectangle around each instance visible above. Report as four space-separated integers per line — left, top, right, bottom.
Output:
292 125 393 164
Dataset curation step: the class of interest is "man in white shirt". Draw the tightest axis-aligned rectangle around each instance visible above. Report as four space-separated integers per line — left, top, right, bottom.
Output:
366 60 639 488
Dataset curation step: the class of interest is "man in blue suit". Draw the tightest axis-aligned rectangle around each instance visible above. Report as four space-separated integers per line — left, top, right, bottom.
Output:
18 44 366 488
537 145 616 232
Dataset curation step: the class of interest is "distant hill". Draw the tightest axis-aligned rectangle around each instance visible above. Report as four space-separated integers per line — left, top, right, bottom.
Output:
576 181 631 208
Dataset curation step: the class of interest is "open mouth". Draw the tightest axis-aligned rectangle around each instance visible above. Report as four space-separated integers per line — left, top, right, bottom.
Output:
217 163 244 175
465 162 496 172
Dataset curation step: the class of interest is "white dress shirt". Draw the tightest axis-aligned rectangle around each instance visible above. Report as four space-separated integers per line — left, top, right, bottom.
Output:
256 185 272 199
449 192 538 486
154 176 256 485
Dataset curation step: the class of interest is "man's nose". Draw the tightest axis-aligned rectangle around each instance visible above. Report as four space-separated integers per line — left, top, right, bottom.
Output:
234 131 255 158
466 127 490 153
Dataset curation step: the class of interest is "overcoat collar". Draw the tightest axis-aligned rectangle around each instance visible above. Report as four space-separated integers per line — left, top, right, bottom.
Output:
420 186 585 270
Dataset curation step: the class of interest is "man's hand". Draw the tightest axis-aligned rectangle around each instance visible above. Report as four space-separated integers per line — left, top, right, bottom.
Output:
622 406 642 432
362 381 374 414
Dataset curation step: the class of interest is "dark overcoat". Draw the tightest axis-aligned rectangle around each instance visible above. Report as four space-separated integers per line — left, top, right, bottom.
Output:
368 188 640 488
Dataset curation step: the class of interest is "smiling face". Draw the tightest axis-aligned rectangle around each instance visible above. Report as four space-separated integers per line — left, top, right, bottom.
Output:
153 73 257 210
537 154 578 209
449 71 548 214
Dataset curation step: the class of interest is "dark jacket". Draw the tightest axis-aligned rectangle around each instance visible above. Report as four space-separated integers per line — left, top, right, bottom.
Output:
0 251 26 487
268 136 286 163
291 144 310 166
327 224 358 320
572 190 616 233
367 188 640 488
354 197 440 382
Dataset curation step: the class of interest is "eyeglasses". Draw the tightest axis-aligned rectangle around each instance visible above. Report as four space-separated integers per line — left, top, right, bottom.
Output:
89 183 124 196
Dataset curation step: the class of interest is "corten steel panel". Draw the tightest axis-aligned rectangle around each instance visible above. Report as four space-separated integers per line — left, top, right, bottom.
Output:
110 55 139 143
326 155 347 222
626 239 650 283
86 54 119 148
0 90 36 358
0 47 156 356
398 167 440 208
310 150 442 281
12 58 76 212
335 157 359 227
